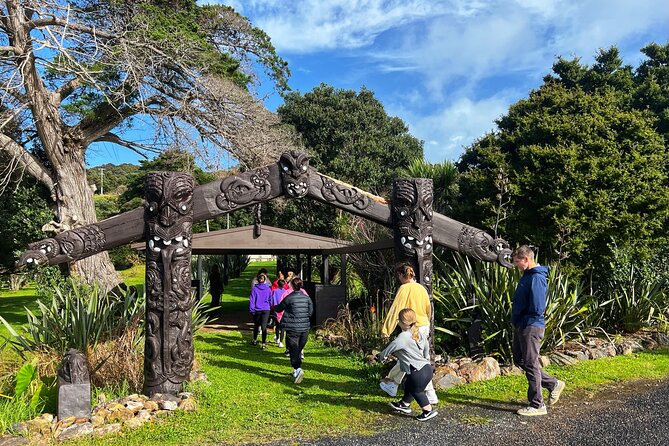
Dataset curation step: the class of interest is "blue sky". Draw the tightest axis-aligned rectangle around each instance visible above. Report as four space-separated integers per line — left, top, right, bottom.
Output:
87 0 669 166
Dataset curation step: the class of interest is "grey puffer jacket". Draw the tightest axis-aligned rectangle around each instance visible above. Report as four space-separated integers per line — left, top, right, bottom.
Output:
275 290 313 332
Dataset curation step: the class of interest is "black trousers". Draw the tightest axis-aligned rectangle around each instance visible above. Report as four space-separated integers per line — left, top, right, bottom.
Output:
402 364 433 408
252 310 270 343
285 330 309 369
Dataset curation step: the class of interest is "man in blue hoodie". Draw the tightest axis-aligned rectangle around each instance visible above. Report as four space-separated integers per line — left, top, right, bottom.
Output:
511 245 565 417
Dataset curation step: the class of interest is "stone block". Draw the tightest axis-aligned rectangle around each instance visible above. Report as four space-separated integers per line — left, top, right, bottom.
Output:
58 383 91 420
56 422 93 441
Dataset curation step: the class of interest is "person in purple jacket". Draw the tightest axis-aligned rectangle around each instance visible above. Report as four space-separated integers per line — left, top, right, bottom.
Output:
511 245 565 417
271 279 287 348
249 273 272 349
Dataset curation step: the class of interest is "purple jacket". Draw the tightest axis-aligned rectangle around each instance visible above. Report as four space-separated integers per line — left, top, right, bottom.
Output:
249 283 272 313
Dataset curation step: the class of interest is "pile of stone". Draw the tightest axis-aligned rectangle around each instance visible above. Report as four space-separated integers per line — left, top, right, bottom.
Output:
4 392 196 444
429 331 669 391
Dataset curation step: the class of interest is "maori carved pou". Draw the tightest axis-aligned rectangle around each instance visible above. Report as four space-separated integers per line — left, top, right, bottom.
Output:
18 225 106 266
143 172 195 396
392 179 434 296
280 150 311 198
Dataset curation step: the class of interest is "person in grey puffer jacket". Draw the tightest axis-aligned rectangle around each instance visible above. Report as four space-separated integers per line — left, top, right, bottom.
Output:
379 308 438 422
274 277 313 384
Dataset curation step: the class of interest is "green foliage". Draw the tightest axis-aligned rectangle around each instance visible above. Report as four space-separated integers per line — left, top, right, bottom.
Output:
0 358 54 433
400 159 459 214
0 279 143 355
434 254 597 362
93 194 121 220
456 44 669 278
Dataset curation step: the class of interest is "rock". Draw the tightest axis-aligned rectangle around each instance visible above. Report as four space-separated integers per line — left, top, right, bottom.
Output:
0 435 29 446
58 383 91 420
189 371 209 382
56 416 76 429
550 352 578 366
26 417 52 435
159 400 178 411
107 408 134 423
123 418 146 429
178 397 197 411
93 423 122 436
97 393 107 404
653 332 669 346
433 365 464 389
136 410 152 421
603 344 618 357
125 401 145 414
143 400 160 411
90 415 105 428
9 423 27 435
539 355 551 368
457 357 500 383
151 393 181 403
589 348 608 359
641 337 658 350
177 392 193 400
500 365 524 376
565 350 589 361
57 422 93 441
106 402 125 412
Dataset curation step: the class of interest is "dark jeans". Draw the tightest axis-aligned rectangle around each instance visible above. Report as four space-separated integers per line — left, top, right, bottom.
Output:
401 364 433 408
275 320 285 342
252 311 270 343
285 330 309 369
512 325 558 408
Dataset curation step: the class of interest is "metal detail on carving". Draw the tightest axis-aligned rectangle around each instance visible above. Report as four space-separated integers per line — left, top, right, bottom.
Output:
143 172 194 396
215 167 271 211
279 151 311 198
321 176 371 210
457 227 513 267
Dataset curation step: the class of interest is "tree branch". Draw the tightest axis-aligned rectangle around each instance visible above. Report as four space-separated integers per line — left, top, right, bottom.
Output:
0 132 55 192
26 18 116 40
95 132 159 158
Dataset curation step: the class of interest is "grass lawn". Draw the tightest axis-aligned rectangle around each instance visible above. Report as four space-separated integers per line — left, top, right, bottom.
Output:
2 262 669 444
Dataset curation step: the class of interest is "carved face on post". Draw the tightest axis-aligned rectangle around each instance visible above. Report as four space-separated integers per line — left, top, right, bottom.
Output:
280 151 311 198
393 179 434 257
143 172 194 396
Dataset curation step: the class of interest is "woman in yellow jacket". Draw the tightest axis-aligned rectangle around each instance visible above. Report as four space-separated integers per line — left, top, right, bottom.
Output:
380 264 438 405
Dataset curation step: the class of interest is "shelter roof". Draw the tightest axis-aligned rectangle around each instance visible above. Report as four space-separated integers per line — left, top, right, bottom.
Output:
132 225 354 255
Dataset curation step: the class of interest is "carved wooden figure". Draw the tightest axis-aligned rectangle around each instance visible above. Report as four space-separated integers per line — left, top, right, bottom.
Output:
143 172 195 396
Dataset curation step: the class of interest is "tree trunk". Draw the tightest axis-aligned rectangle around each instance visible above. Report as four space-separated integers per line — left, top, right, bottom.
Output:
53 150 120 292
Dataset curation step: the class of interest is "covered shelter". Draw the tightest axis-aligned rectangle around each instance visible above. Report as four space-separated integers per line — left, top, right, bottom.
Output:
132 224 387 324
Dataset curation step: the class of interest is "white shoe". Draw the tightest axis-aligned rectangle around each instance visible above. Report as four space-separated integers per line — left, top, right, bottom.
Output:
278 341 284 348
294 368 304 384
273 335 278 342
517 405 547 416
380 380 398 397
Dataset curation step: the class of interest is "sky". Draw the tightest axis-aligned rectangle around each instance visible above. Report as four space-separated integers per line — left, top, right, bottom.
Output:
87 0 669 166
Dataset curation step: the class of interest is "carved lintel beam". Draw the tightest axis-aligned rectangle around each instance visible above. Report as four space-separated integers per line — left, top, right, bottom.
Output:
142 172 194 396
279 150 311 198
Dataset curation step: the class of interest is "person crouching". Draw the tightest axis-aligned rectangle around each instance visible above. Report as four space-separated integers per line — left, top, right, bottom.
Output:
274 277 313 384
379 308 438 422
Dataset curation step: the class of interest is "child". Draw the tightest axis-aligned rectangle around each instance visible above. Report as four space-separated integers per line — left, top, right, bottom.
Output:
274 277 313 384
271 279 287 347
379 308 438 422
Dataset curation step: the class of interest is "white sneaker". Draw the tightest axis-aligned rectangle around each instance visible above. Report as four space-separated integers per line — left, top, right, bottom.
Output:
548 380 566 406
517 405 547 416
380 380 398 397
278 341 284 348
273 335 278 342
294 368 304 384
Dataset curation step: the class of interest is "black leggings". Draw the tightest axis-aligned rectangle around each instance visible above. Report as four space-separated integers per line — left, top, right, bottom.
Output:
402 364 433 408
285 330 308 369
275 320 285 342
252 311 270 343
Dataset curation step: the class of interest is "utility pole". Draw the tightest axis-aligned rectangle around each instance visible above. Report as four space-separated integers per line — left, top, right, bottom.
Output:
99 167 104 195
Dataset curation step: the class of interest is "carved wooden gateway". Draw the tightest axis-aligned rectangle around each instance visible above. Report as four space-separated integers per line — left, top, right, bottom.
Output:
18 150 512 396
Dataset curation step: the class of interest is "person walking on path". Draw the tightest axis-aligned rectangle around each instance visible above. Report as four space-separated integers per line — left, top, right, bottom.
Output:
271 279 287 348
511 245 566 417
380 308 438 422
249 273 272 349
380 264 438 405
209 264 224 314
274 277 313 384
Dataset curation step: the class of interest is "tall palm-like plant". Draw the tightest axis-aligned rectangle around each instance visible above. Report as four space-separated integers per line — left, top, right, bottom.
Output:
400 159 458 214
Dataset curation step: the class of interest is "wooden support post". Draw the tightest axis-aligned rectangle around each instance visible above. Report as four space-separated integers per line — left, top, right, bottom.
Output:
143 172 195 397
392 178 434 354
322 254 330 285
297 254 303 278
306 255 312 282
340 253 347 299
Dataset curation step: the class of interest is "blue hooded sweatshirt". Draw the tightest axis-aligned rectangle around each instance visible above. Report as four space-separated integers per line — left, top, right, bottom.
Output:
512 265 549 328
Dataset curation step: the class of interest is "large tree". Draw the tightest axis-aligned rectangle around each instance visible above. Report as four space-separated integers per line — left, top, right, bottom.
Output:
456 45 669 277
0 0 293 289
275 84 423 237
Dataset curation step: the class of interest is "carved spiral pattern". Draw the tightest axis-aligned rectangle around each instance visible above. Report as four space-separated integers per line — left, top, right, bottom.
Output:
321 176 371 210
215 167 272 210
457 227 512 267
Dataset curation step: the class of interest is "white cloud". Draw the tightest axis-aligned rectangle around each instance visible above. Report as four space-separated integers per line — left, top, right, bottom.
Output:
389 93 518 162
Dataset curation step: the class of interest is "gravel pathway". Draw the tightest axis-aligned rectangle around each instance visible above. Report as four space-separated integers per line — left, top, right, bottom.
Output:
265 378 669 446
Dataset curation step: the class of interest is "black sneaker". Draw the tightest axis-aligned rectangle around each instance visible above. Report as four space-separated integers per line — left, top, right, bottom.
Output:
416 409 438 422
389 401 412 415
284 349 290 357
